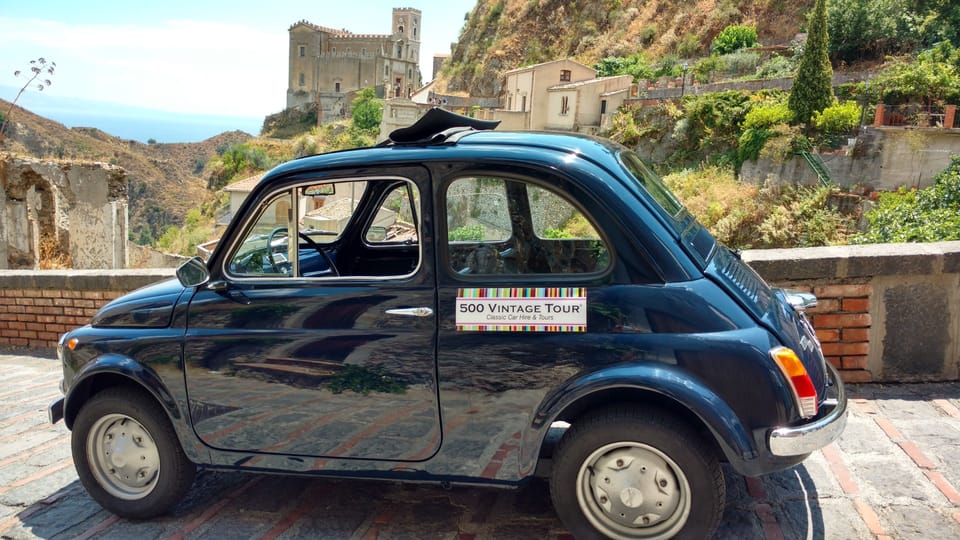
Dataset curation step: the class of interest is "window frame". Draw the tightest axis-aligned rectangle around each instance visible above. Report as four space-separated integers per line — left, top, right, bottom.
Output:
221 176 424 283
439 172 613 281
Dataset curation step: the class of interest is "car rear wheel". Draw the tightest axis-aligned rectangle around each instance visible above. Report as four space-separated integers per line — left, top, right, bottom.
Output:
550 406 724 540
72 387 196 519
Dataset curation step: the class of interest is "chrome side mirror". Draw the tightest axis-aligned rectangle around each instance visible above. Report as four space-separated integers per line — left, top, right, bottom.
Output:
784 290 818 312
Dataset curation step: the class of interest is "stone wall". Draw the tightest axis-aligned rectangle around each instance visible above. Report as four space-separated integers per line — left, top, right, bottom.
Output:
1 243 958 384
745 241 960 383
1 154 128 270
741 128 960 190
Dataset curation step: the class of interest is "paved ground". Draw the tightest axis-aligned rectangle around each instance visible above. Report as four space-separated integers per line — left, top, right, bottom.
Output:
2 352 960 540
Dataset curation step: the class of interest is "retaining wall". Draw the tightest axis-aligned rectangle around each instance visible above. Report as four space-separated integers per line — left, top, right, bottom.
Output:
1 242 958 383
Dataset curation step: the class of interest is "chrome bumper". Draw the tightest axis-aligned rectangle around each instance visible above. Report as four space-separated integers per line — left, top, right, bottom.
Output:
49 397 64 424
769 363 847 456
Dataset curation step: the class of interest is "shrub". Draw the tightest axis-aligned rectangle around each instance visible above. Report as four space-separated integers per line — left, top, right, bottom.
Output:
712 25 759 55
855 155 960 243
720 50 760 77
743 102 794 130
692 55 725 84
755 55 796 79
812 101 861 135
663 166 854 249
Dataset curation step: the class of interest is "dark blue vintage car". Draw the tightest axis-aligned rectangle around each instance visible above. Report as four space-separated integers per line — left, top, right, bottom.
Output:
51 109 846 540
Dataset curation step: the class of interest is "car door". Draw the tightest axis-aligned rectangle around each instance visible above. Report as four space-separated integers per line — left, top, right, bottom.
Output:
431 164 644 480
182 167 440 463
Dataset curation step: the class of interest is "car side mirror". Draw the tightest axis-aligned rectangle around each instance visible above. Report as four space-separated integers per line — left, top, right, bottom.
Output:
176 257 211 288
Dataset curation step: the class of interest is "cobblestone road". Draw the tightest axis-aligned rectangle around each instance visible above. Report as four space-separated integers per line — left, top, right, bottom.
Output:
2 352 960 539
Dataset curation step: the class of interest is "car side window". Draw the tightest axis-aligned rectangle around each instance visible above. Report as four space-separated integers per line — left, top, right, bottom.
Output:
445 176 609 276
227 178 421 280
228 191 295 277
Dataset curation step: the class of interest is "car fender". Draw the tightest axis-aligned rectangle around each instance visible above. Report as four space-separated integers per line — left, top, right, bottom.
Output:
63 353 181 430
520 362 757 476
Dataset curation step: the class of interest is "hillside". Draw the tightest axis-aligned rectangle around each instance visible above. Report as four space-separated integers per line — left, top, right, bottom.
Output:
440 0 813 96
0 99 251 243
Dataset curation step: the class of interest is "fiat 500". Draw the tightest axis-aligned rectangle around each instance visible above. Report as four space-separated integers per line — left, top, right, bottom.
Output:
51 109 846 539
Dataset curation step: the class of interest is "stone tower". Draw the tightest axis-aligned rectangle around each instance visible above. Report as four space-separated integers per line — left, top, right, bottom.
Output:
286 7 422 121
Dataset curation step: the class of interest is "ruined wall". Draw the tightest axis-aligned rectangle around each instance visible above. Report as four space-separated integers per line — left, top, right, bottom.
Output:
1 154 127 269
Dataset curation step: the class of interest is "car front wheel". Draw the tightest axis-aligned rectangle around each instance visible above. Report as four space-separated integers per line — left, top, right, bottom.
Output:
550 406 724 540
71 387 196 519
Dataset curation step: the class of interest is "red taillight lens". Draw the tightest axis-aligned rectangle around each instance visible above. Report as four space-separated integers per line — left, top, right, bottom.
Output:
771 347 818 418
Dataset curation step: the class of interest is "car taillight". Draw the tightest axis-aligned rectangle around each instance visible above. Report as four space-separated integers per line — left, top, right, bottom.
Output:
770 347 818 419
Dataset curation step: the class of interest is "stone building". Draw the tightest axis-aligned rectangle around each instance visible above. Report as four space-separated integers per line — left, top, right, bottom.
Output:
286 8 422 122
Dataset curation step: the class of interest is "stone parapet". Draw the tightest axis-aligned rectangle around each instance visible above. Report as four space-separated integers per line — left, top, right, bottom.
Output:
745 241 960 383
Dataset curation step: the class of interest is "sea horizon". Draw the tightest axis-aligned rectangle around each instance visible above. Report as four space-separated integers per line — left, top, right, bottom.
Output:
2 87 265 144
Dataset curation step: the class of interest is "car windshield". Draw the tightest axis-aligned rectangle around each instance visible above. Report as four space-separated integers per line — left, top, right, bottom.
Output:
618 151 684 219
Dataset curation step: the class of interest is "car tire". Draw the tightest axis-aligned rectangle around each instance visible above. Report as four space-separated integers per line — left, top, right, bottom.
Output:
550 406 724 540
71 387 196 519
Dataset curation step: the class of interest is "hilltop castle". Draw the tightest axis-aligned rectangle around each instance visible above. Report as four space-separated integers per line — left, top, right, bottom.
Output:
286 8 422 121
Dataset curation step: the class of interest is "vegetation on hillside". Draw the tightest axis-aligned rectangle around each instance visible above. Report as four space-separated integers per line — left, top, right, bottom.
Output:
854 156 960 243
441 0 812 96
664 166 854 249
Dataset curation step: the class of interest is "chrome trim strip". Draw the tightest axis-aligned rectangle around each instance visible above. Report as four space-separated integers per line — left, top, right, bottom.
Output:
769 363 847 456
385 307 434 318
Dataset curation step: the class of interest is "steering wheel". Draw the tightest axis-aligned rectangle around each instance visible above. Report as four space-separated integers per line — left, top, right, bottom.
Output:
298 230 340 277
267 227 340 276
266 227 292 274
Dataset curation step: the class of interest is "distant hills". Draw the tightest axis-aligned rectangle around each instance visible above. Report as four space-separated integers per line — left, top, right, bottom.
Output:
1 86 262 144
1 98 252 244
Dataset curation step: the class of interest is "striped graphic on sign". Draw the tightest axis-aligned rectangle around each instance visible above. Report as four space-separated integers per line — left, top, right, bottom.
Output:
455 287 587 332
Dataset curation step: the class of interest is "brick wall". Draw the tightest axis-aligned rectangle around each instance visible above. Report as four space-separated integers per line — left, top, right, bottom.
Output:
746 241 960 383
2 243 959 383
0 289 121 348
787 283 873 383
0 270 173 350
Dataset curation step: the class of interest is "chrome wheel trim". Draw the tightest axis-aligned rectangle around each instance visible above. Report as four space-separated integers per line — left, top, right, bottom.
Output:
575 441 691 540
86 413 161 500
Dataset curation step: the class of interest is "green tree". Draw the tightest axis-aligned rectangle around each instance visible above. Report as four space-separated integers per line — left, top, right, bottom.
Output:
351 87 382 131
712 25 758 55
788 0 834 125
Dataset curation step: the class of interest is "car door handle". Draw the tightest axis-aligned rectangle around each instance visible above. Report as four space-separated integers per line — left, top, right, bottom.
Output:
385 307 434 318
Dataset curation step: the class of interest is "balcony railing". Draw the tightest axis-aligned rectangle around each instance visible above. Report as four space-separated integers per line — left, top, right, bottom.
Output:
876 104 952 128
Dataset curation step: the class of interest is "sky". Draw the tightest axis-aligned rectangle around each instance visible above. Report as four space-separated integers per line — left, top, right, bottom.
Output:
0 0 474 135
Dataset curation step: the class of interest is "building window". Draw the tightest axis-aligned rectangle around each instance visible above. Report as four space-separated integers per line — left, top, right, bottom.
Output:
521 95 527 112
331 47 336 54
335 82 341 93
298 73 305 86
413 26 417 38
397 45 402 59
560 69 572 82
385 64 390 76
398 25 404 34
361 48 367 56
298 45 305 57
561 96 570 115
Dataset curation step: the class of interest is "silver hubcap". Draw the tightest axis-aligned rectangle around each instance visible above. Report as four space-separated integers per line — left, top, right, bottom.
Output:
87 414 160 500
576 442 691 539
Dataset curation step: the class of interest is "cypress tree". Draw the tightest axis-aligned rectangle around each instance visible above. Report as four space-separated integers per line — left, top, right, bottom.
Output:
788 0 834 125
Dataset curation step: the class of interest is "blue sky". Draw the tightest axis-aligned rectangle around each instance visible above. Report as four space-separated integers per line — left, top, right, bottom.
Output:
0 0 474 119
